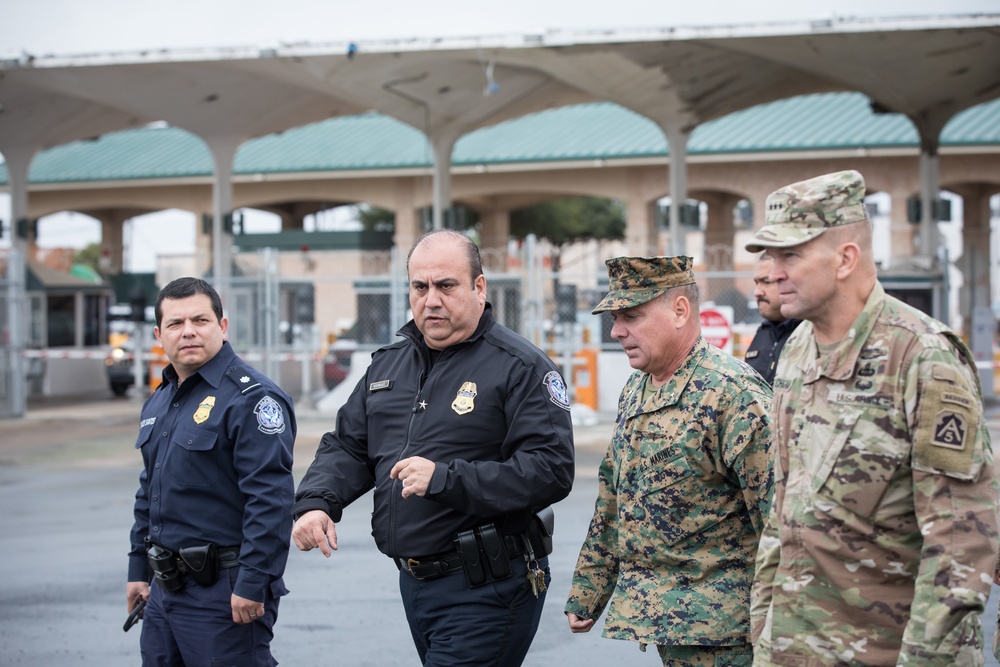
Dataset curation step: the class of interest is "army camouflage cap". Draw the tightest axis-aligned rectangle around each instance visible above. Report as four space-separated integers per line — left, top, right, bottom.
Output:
592 256 695 314
745 170 871 252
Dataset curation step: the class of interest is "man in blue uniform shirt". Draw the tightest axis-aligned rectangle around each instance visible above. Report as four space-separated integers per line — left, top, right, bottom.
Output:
292 229 575 667
126 277 296 666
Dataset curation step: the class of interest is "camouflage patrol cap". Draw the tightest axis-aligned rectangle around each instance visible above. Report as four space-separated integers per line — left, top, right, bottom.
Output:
745 170 870 252
592 256 695 314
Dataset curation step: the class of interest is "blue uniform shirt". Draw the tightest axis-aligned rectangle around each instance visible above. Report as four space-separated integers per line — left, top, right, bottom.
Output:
128 341 296 602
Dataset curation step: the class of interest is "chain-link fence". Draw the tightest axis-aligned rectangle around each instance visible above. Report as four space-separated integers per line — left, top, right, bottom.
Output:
217 239 758 409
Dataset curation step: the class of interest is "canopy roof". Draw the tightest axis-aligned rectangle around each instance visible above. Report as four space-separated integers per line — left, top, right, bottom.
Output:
2 14 999 161
3 93 998 186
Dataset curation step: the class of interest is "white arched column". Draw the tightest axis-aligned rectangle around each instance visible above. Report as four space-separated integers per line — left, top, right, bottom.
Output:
204 135 242 307
662 124 690 257
430 133 458 230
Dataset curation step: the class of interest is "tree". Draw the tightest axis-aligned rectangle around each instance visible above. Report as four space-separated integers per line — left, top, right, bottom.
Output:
356 204 396 232
355 204 481 233
74 243 104 274
510 196 626 271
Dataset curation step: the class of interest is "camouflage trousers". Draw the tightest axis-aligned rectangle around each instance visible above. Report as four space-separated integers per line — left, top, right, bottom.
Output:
654 643 753 667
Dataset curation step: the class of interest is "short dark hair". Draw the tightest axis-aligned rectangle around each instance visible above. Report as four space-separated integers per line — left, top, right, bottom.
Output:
406 229 483 285
155 277 224 327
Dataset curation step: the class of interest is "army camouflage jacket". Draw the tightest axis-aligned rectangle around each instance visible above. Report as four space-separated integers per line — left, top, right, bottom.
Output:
752 282 1000 667
566 337 774 646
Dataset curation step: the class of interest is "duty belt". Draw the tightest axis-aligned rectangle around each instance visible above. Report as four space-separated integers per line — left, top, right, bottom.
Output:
397 533 529 581
178 546 241 572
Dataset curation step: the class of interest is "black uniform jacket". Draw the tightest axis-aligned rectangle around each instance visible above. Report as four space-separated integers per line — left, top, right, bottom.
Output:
293 305 575 558
744 317 802 386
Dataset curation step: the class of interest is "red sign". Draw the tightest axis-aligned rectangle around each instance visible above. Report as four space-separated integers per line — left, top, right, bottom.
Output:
700 307 732 351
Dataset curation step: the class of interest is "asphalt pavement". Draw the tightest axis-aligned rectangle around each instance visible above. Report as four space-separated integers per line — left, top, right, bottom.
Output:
1 393 999 666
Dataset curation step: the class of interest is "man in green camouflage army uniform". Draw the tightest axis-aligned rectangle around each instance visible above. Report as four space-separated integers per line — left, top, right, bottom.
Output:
746 170 1000 667
565 256 775 667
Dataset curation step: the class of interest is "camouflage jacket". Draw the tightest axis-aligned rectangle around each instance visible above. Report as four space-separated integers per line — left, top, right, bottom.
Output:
752 282 1000 667
566 337 774 646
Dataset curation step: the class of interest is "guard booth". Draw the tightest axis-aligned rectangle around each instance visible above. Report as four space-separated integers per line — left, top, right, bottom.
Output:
351 275 523 348
877 260 948 322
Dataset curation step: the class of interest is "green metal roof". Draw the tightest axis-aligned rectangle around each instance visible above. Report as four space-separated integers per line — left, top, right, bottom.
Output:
1 92 998 185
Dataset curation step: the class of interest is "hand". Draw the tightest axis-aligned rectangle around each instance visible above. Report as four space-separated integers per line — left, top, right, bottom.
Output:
292 510 339 557
390 456 435 499
126 581 150 614
232 593 264 624
567 612 595 633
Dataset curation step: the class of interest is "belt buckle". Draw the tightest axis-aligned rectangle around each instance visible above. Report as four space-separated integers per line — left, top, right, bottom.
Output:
406 558 426 580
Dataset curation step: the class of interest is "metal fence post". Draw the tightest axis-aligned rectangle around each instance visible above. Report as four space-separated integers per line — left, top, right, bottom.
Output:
390 246 406 335
6 249 27 417
261 247 279 382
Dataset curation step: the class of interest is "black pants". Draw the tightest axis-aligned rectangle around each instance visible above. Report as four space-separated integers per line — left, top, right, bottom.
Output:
399 556 550 667
140 568 286 667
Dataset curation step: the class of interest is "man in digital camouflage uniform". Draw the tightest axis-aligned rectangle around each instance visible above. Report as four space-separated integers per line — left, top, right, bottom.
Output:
565 256 775 667
746 170 1000 667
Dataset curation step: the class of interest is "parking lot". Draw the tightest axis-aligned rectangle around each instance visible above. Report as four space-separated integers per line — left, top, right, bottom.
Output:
1 394 999 666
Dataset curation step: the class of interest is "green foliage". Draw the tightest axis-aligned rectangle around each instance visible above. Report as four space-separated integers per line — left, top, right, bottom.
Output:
356 205 396 232
510 197 625 247
74 242 103 274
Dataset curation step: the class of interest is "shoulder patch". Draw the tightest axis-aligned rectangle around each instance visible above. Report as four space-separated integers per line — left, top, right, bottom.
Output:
254 396 286 434
913 370 980 479
543 371 571 411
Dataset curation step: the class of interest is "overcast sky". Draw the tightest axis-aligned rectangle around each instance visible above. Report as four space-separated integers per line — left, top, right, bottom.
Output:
2 0 997 55
1 0 997 270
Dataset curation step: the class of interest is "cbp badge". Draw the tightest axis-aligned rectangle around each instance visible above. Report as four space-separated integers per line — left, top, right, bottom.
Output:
451 382 478 415
254 396 285 434
193 396 216 424
543 371 571 411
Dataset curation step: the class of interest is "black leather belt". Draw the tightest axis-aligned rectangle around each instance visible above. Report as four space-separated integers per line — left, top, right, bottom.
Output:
216 546 241 570
397 534 530 581
174 546 240 573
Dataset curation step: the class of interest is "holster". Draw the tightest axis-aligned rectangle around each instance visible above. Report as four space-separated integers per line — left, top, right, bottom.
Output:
179 543 219 587
146 540 184 593
453 523 511 588
529 506 555 557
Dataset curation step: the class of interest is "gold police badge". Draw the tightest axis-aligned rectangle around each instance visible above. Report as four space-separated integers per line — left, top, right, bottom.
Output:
451 382 478 415
193 396 216 424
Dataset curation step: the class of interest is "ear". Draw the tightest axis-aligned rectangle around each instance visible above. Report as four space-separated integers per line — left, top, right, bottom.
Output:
219 316 229 338
153 326 161 344
672 294 691 328
474 274 487 303
835 242 861 280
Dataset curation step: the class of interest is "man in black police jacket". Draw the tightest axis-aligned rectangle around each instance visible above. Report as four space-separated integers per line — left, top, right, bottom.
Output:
292 229 575 667
744 254 801 386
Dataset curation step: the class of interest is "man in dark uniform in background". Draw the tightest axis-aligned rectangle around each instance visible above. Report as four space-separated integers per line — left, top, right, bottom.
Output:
292 229 575 667
744 254 801 386
126 277 296 666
